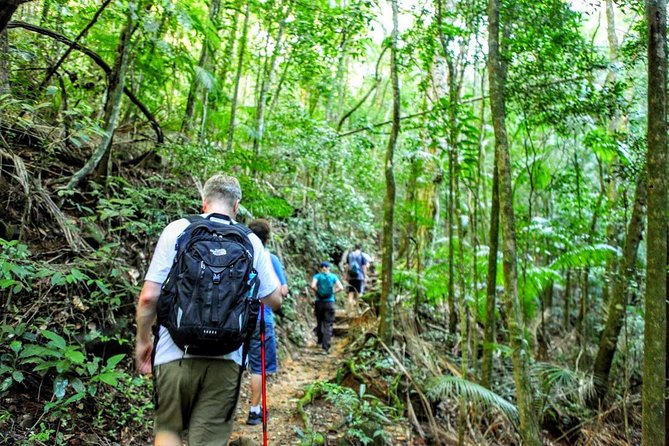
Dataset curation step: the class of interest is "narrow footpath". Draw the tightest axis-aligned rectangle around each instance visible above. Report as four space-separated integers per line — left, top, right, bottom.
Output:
230 310 354 445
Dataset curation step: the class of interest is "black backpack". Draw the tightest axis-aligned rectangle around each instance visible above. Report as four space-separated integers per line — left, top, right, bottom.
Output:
156 213 260 357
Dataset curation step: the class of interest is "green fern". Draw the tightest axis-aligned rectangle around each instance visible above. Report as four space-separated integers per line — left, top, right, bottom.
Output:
550 243 619 270
425 375 518 424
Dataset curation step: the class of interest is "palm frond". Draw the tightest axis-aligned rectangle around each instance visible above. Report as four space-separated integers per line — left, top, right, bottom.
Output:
533 362 596 404
425 375 518 424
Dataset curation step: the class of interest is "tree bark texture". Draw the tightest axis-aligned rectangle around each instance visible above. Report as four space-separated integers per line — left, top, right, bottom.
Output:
0 30 8 95
481 162 500 389
591 173 647 405
488 0 542 444
378 0 400 344
643 1 668 445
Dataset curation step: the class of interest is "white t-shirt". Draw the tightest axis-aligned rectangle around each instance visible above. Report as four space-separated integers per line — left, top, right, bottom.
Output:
145 214 279 367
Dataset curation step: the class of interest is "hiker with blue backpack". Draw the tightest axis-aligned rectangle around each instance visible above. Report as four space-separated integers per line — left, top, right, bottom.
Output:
135 174 283 446
345 244 369 313
246 219 288 428
310 261 344 353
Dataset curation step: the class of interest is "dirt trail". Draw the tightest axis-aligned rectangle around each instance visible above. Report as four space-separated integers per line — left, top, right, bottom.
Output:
230 312 351 445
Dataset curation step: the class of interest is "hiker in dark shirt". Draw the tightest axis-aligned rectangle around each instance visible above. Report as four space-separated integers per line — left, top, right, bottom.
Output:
345 244 369 313
310 261 343 353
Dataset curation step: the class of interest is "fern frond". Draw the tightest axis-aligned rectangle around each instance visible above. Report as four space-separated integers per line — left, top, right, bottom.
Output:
195 66 216 91
550 243 620 270
425 376 518 424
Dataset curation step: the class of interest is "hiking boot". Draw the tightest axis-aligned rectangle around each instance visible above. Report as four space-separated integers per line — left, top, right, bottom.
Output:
246 411 262 426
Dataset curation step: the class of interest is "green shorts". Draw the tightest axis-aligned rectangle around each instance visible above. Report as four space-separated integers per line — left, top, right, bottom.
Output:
154 358 240 445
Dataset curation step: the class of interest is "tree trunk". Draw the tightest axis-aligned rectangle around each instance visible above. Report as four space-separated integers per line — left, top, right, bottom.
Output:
181 0 221 137
65 1 137 191
488 0 541 444
481 162 499 389
226 0 250 152
0 0 32 33
378 0 399 344
643 1 668 445
252 0 290 161
0 30 8 95
591 173 647 405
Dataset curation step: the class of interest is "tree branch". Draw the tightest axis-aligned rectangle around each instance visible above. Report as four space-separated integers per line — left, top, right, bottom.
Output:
6 21 164 144
39 0 112 89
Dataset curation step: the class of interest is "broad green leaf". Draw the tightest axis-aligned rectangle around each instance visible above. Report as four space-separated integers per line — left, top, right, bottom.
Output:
42 330 67 350
10 340 22 353
12 370 24 383
105 354 126 370
65 349 85 364
95 372 119 387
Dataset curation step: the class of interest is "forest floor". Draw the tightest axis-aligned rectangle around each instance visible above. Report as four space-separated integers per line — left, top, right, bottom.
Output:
229 303 412 446
230 334 343 445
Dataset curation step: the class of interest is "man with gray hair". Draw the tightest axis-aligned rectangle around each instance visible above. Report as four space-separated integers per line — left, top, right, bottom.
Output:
135 174 283 446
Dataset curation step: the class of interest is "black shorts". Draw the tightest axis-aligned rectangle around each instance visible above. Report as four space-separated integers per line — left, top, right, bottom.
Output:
347 279 363 294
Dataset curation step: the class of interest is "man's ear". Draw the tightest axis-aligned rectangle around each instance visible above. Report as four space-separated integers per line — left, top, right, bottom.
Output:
201 200 208 213
233 199 240 214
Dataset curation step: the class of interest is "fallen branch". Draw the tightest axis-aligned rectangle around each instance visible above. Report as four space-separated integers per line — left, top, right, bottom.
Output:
6 21 164 144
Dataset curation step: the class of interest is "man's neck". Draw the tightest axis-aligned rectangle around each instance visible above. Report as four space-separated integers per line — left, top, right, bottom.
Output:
204 205 234 218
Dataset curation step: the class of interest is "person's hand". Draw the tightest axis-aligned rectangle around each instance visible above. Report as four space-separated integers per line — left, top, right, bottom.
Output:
135 339 153 375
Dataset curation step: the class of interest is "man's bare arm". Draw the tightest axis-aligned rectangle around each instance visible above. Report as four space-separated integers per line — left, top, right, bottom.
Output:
135 280 161 374
261 286 283 311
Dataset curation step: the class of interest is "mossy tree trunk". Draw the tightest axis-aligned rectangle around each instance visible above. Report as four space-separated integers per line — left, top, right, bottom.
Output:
378 0 399 344
642 1 668 445
488 0 541 443
591 173 647 405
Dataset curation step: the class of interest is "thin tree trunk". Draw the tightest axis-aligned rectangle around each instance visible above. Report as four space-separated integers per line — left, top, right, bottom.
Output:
488 0 541 444
217 6 240 95
252 0 291 161
325 32 348 123
643 1 668 444
378 0 399 344
181 0 221 137
0 30 8 95
65 1 137 191
601 0 621 306
226 0 250 152
591 173 647 405
481 162 499 389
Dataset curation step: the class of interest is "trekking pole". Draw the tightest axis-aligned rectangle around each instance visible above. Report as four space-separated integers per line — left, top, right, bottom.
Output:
260 302 268 446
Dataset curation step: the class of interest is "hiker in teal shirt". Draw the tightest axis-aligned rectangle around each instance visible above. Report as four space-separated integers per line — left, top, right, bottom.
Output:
310 261 343 353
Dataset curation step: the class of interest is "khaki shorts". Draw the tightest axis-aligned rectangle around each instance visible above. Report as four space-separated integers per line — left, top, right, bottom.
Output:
154 358 240 445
